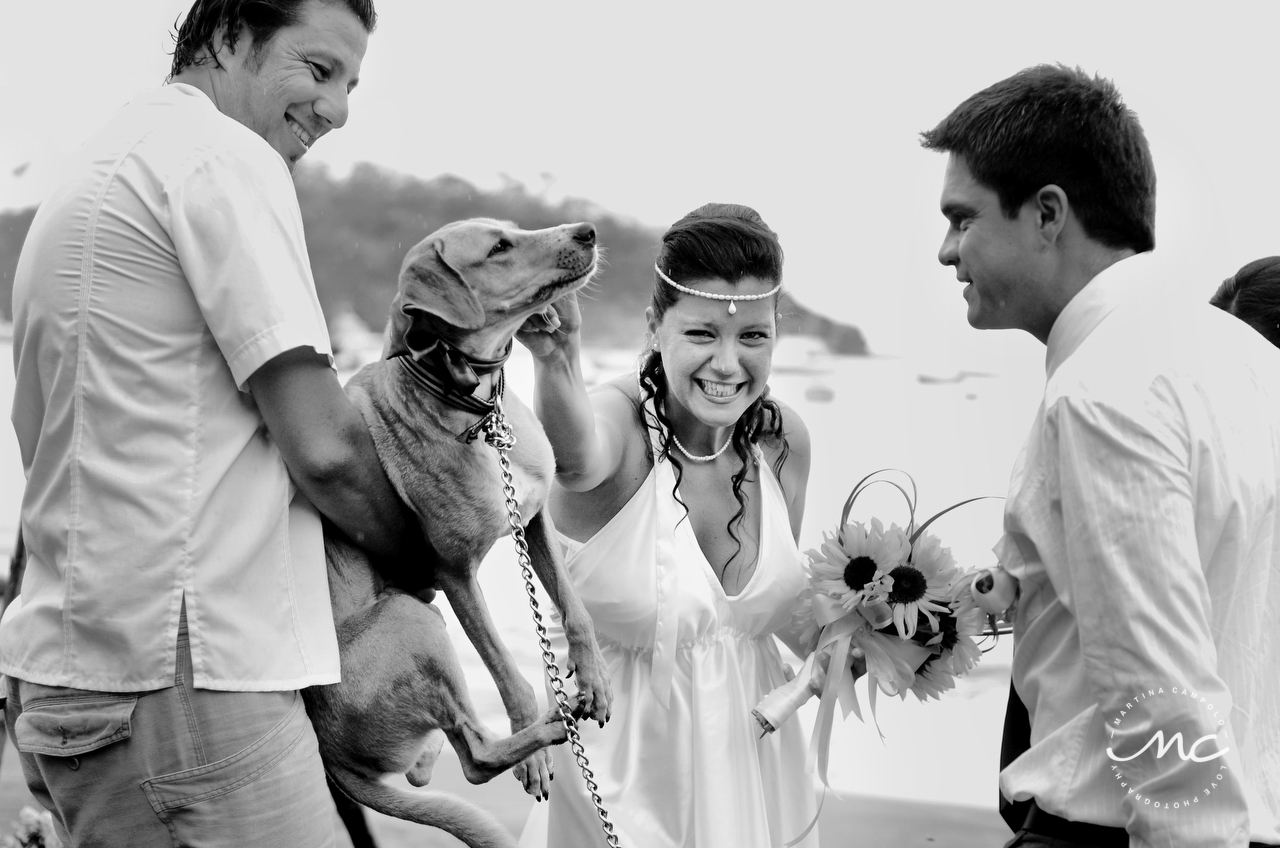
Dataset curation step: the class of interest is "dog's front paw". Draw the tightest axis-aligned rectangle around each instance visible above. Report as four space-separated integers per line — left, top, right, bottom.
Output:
513 747 555 801
567 638 613 728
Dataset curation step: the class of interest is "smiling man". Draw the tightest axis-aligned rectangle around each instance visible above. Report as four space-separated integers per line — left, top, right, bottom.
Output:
922 66 1280 848
1 2 425 845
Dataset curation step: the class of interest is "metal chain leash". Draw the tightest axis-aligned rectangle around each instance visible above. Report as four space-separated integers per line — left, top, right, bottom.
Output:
481 400 622 848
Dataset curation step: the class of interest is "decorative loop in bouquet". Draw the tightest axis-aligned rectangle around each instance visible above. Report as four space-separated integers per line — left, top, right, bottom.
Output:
753 469 1016 842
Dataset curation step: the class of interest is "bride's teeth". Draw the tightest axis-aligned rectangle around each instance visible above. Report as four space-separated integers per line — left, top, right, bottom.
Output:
699 380 738 398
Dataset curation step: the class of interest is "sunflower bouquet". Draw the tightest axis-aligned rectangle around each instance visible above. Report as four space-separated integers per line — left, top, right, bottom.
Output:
753 470 1007 758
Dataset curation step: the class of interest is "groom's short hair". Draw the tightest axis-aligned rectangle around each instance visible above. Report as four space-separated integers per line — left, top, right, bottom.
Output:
921 64 1156 254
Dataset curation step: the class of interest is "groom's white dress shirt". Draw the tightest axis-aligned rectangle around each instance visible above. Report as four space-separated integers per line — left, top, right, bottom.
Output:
997 253 1280 847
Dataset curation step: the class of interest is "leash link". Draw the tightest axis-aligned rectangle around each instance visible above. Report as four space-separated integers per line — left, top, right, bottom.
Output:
486 401 621 848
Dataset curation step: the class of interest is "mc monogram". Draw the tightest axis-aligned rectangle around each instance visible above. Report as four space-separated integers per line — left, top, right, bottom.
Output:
1106 729 1229 764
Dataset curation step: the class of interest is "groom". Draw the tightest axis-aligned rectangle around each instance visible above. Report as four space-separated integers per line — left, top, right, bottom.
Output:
922 65 1280 847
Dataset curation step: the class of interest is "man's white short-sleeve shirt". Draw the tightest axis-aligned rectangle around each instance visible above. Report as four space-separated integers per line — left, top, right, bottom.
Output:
3 84 340 691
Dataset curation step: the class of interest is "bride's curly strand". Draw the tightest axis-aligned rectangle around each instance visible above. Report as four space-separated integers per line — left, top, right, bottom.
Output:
636 202 791 561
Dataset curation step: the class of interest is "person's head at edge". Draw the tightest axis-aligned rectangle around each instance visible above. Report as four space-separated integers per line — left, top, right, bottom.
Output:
639 203 791 537
921 64 1157 343
1211 256 1280 350
169 0 376 172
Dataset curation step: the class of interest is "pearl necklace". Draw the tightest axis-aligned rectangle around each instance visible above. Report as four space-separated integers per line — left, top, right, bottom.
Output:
672 432 733 462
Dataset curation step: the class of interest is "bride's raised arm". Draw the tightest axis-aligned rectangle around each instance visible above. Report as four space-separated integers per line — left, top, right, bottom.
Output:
517 291 632 493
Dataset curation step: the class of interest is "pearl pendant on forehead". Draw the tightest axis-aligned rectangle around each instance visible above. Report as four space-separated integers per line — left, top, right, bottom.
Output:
653 264 780 316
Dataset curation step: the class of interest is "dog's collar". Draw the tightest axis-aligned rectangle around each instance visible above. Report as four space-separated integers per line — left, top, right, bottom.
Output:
396 352 507 444
403 330 511 393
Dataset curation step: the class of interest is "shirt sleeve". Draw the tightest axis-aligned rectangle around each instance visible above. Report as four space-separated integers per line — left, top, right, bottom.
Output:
165 142 333 390
1048 387 1252 846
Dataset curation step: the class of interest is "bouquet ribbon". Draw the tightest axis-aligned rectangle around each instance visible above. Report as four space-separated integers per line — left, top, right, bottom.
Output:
805 596 933 783
773 598 932 847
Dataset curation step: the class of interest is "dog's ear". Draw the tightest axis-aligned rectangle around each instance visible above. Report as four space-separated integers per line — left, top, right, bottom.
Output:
398 239 486 331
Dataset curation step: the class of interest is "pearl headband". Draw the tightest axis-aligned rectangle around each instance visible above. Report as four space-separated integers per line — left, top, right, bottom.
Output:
654 264 782 314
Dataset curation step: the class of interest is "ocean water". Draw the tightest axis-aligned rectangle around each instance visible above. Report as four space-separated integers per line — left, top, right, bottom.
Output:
0 337 1046 810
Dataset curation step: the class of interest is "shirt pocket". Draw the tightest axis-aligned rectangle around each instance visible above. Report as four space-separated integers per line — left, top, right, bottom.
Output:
14 693 138 757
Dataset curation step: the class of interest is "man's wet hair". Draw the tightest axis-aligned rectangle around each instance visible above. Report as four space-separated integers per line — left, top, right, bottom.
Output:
170 0 376 78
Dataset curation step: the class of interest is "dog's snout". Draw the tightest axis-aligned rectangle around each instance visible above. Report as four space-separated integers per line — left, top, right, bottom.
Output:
572 223 596 245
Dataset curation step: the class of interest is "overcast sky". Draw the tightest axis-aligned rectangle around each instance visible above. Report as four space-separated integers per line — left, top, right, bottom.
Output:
4 1 1278 368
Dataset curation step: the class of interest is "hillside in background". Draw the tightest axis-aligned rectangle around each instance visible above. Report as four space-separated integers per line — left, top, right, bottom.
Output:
0 164 867 354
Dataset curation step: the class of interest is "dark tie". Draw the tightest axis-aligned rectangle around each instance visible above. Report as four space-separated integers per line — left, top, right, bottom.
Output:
999 681 1033 832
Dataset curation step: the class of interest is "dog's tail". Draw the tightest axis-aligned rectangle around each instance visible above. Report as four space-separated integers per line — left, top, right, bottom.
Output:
328 765 517 848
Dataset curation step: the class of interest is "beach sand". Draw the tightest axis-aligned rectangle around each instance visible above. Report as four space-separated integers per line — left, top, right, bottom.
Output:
0 730 1011 847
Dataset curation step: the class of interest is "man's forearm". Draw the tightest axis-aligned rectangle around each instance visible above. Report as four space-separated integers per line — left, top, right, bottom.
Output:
298 420 418 559
248 347 422 560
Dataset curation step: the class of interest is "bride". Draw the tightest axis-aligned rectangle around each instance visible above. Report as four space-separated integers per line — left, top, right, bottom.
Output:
516 203 820 847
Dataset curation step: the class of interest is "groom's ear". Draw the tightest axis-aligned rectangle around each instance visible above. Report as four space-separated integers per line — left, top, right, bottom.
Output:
1032 185 1069 245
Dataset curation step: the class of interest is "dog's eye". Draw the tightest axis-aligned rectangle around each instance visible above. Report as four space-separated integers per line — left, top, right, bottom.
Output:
488 239 513 257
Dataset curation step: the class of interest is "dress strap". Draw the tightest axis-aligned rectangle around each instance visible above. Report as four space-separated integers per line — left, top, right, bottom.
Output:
643 398 680 709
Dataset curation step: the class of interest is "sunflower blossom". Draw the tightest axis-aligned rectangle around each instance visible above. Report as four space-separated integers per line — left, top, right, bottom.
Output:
941 604 986 676
909 657 961 701
886 531 959 640
806 518 908 611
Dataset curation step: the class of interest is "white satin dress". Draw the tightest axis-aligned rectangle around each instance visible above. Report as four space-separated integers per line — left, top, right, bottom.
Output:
519 441 818 848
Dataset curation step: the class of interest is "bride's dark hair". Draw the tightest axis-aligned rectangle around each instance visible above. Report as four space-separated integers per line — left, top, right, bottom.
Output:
638 202 790 561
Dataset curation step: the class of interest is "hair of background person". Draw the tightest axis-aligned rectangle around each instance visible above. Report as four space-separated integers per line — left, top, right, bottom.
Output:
1210 256 1280 349
920 63 1156 254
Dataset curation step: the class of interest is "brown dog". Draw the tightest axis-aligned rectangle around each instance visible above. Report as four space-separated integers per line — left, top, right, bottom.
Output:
303 219 611 848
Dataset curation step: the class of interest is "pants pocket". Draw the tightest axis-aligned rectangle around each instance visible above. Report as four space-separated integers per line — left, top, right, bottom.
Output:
141 693 335 848
13 690 137 757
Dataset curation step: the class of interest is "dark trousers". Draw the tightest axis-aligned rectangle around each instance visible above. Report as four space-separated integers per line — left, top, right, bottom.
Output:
999 682 1275 848
999 682 1033 833
1003 833 1114 848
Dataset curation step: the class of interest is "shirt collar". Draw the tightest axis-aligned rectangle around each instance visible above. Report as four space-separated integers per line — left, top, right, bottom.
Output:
1044 252 1153 378
165 82 211 104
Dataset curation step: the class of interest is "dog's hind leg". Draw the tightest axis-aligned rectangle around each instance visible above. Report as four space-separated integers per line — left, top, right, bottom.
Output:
328 774 380 848
445 708 567 791
408 616 565 791
327 591 565 794
437 569 555 796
